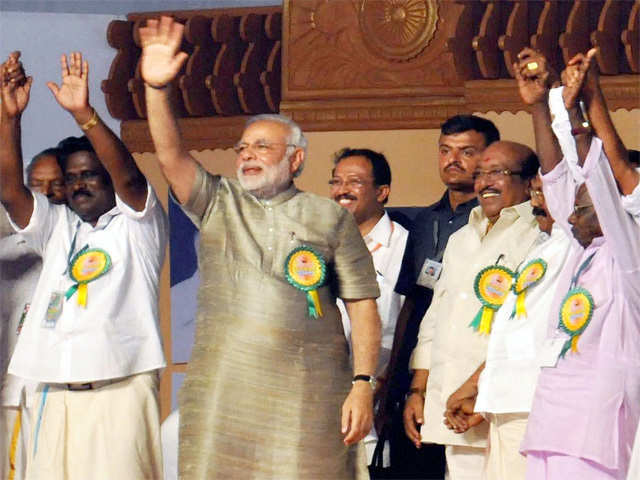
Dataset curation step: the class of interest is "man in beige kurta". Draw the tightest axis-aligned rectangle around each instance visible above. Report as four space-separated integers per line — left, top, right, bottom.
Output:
139 16 382 479
404 141 541 479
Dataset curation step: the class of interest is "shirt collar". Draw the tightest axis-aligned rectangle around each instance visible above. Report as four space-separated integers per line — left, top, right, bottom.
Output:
364 212 392 248
259 182 298 207
469 200 535 237
73 204 120 231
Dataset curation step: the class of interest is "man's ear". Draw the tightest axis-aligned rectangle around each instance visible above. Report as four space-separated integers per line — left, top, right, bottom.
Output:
376 185 390 204
289 148 304 176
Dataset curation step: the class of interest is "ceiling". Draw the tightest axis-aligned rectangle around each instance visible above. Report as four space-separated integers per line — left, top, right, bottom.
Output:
0 0 279 15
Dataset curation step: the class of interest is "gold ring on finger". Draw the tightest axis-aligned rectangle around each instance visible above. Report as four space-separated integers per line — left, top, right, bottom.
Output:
526 62 539 71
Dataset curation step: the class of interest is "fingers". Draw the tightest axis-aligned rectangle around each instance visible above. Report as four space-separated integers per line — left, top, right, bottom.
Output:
139 16 184 50
342 408 371 446
402 398 424 448
467 413 485 429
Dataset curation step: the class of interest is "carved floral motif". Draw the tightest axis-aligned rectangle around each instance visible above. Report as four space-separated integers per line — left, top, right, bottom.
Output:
358 0 438 61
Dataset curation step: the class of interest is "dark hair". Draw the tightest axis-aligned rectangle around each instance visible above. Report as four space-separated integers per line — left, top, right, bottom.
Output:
333 148 392 204
27 147 62 179
56 136 96 172
441 115 500 147
519 151 540 180
629 149 639 167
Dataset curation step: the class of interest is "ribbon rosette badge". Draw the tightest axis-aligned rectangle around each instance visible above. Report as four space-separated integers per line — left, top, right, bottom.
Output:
470 265 514 334
558 287 594 358
511 259 547 319
65 248 111 307
285 246 327 318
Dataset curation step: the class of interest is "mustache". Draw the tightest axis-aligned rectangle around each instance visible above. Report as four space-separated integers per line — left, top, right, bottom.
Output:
444 161 466 172
532 206 547 217
72 189 93 199
335 194 357 202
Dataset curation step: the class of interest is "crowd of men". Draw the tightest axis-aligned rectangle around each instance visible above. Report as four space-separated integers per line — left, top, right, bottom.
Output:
1 14 639 480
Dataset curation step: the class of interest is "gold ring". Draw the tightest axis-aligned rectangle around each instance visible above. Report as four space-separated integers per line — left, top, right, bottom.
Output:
526 61 539 71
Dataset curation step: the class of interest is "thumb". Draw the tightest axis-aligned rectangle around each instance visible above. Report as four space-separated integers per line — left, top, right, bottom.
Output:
415 405 424 424
46 82 60 98
170 52 189 76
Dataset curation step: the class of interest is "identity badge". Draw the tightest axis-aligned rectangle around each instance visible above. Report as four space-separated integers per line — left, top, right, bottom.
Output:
43 292 65 328
416 258 443 290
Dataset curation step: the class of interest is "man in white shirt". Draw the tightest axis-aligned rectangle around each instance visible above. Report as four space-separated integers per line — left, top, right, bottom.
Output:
1 148 65 480
330 148 409 470
0 52 167 479
404 140 541 479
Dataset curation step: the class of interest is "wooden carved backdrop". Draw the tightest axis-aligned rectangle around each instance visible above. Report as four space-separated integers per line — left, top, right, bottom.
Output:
104 1 640 153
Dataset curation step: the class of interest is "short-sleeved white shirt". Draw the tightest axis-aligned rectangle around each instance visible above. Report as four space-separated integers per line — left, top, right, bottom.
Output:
8 187 168 383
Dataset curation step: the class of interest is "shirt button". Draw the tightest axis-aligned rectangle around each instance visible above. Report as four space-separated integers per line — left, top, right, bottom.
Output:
459 292 468 300
267 246 273 251
448 219 453 224
268 227 274 232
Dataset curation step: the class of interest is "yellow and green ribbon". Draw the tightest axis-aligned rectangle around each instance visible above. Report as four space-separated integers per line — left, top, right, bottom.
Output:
511 259 547 319
470 265 514 334
558 287 594 358
285 246 327 318
65 248 111 307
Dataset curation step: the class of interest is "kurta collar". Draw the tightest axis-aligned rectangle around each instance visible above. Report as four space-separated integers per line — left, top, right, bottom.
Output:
75 204 120 231
469 200 535 238
364 212 393 249
259 182 298 207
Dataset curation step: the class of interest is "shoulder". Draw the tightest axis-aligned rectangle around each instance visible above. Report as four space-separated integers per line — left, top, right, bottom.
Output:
294 190 349 218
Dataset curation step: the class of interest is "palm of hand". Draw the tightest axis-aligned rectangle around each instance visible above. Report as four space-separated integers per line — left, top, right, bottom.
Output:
140 45 179 86
55 77 87 111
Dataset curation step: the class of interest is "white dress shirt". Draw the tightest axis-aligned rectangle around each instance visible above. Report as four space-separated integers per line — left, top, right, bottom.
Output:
475 226 571 414
338 211 408 375
8 187 168 383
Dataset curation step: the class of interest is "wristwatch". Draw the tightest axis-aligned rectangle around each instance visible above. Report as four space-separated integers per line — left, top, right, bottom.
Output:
352 374 377 391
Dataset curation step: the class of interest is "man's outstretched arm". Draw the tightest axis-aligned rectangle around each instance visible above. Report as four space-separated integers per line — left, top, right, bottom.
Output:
139 16 196 204
47 52 148 210
0 51 34 228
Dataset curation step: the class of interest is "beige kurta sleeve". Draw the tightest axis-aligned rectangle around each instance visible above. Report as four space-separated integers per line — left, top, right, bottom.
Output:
333 209 380 301
180 162 222 228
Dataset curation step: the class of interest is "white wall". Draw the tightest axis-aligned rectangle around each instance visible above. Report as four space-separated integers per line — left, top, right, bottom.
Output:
0 11 124 163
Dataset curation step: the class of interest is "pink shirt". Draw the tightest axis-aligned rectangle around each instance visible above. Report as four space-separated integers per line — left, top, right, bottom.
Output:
521 138 640 472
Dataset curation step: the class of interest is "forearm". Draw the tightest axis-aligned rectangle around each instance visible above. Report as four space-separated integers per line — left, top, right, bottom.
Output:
72 106 147 209
346 298 381 376
567 106 592 166
585 88 638 194
0 114 32 227
530 102 563 174
145 85 195 203
409 368 429 392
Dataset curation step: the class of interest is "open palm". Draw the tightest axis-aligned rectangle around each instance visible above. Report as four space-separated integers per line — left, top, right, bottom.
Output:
139 16 189 87
48 52 89 114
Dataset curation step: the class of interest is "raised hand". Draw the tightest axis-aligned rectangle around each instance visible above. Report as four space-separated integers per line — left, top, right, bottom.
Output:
1 51 33 118
47 52 90 117
139 16 189 88
514 48 556 106
561 48 597 110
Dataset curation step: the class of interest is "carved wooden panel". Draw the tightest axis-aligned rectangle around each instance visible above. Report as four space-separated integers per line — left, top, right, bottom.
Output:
102 20 138 120
180 15 218 116
623 1 640 73
207 15 244 115
530 0 572 74
107 2 639 152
